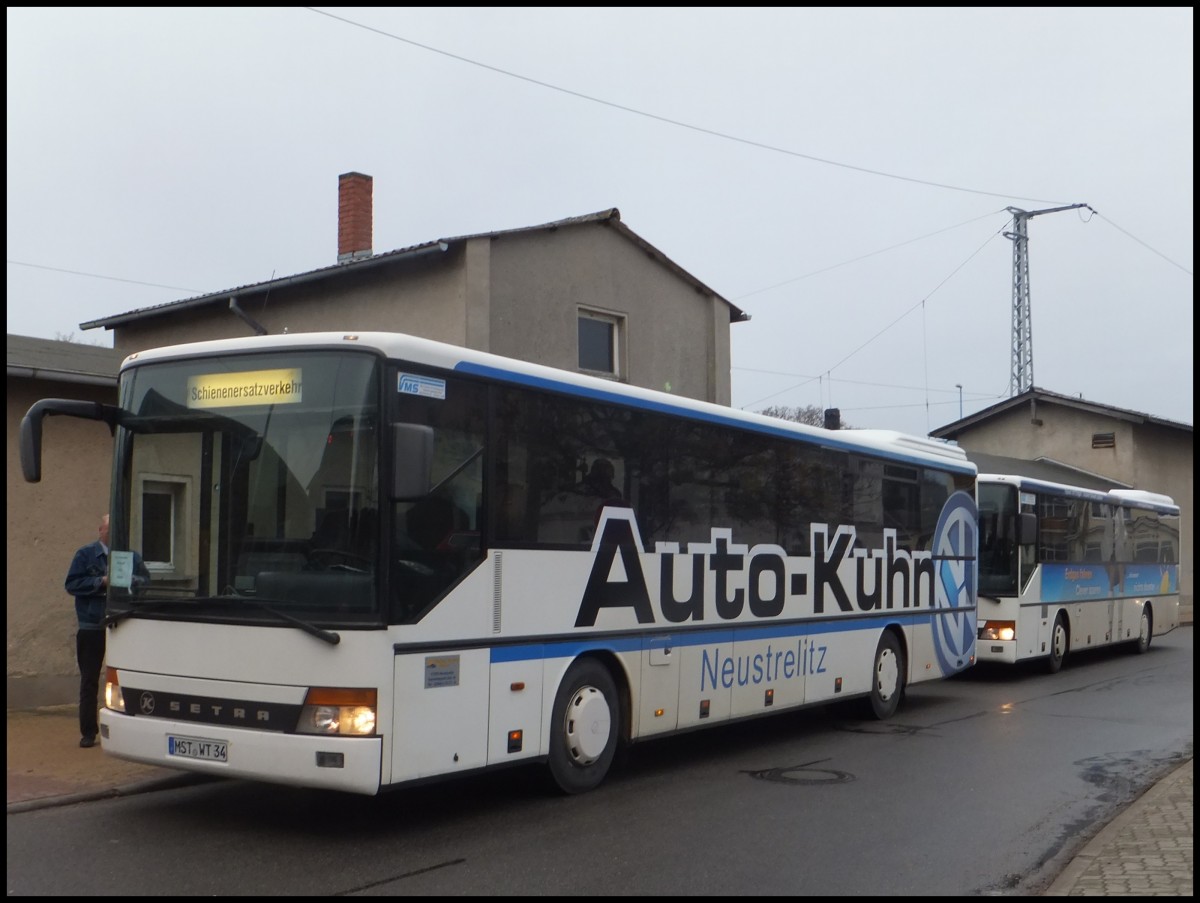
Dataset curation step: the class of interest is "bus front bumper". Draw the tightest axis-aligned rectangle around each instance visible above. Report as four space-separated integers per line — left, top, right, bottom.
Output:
99 709 383 795
975 640 1019 664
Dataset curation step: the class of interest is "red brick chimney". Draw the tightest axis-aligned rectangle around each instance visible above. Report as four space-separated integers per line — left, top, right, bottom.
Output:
337 172 373 262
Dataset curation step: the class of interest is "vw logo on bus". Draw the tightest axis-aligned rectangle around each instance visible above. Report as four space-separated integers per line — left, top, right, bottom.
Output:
931 490 978 674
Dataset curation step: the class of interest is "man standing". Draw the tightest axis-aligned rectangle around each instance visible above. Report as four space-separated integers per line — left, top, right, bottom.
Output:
64 514 147 748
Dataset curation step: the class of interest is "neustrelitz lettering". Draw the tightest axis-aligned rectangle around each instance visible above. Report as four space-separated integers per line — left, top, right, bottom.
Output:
700 640 829 692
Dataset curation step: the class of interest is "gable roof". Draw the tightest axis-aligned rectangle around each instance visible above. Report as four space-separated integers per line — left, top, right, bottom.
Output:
7 334 124 386
80 208 749 332
930 386 1192 439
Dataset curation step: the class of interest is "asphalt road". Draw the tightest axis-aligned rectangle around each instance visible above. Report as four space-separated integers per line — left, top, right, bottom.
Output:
6 627 1193 896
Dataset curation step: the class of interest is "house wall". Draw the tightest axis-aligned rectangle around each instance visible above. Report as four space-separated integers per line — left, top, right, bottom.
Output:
486 224 728 404
111 251 471 355
951 402 1193 624
7 378 117 707
108 227 730 405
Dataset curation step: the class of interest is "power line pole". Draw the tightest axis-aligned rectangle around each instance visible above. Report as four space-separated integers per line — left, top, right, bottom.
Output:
1004 203 1088 396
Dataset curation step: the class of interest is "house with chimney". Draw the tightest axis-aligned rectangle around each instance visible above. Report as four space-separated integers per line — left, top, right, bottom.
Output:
83 173 749 405
7 172 748 705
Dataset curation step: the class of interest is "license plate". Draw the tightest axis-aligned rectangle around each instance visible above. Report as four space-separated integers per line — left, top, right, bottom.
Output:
168 735 228 762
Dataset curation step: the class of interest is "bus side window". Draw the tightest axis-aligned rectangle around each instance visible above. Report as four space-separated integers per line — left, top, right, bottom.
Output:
406 496 469 552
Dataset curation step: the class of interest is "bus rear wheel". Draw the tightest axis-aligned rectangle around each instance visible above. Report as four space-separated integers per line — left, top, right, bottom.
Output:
548 659 619 794
867 631 905 720
1046 614 1068 673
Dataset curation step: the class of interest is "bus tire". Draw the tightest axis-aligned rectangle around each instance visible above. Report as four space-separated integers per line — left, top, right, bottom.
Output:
547 658 619 794
1131 605 1153 655
1046 614 1068 674
867 631 905 720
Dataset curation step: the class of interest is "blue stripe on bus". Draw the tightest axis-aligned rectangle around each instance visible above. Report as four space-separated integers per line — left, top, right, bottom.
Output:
489 612 937 664
454 362 975 475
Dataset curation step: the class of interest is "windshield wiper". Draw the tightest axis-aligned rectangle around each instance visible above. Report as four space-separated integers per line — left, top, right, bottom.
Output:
198 595 341 646
242 598 341 645
105 595 340 646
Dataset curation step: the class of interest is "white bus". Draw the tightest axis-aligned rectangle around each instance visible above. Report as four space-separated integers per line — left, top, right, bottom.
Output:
976 473 1180 672
21 331 978 795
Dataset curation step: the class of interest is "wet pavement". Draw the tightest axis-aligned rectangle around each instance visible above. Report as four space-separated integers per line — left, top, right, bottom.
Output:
7 704 1192 895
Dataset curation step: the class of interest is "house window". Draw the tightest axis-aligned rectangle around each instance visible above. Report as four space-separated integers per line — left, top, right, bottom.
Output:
578 310 622 377
139 476 189 574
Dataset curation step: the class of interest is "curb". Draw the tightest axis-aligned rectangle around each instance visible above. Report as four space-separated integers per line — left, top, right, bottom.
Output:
1041 757 1194 896
6 772 212 815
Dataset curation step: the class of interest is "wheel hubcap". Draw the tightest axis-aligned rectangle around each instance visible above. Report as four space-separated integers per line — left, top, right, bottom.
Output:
876 649 898 701
564 686 611 764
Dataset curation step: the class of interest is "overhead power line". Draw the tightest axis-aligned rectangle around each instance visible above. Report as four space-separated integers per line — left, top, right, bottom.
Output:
306 7 1066 205
6 259 200 293
733 209 1008 301
1092 210 1193 275
740 221 1006 410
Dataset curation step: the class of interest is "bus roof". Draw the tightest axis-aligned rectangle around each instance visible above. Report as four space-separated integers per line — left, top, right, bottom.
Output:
1108 488 1180 515
977 472 1111 502
121 330 975 474
978 473 1179 514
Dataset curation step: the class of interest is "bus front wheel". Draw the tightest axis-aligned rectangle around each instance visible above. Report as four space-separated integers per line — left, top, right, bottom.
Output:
548 659 619 794
1131 606 1153 655
867 631 905 720
1046 614 1068 673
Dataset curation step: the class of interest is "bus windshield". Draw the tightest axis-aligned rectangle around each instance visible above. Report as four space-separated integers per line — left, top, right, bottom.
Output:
111 350 382 624
978 482 1019 595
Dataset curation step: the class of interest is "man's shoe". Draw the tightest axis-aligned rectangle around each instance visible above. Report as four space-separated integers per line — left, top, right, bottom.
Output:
79 736 96 748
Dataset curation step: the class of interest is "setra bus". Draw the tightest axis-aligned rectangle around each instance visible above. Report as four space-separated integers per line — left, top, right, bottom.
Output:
976 473 1180 672
21 331 978 795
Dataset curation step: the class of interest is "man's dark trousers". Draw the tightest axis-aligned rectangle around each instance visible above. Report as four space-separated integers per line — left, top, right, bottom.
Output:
77 627 105 740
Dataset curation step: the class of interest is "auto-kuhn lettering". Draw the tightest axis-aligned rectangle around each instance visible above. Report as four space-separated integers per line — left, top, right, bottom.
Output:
576 512 937 628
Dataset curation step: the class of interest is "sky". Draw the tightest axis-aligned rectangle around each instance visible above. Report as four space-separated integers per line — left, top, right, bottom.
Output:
6 7 1194 436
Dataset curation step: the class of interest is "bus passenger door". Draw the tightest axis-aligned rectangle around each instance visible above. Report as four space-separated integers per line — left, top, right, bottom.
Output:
637 635 680 736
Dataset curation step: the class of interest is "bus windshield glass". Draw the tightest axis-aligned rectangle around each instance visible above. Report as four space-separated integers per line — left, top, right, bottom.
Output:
111 350 381 624
978 481 1019 595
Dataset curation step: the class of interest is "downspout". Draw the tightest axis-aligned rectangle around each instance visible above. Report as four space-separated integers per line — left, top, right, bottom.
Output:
229 296 268 335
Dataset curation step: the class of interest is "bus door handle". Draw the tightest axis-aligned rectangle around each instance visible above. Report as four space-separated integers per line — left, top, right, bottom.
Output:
649 638 673 667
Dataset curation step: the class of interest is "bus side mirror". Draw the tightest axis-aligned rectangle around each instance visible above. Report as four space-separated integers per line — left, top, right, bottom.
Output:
20 398 119 483
392 424 434 501
1018 512 1037 545
19 409 45 483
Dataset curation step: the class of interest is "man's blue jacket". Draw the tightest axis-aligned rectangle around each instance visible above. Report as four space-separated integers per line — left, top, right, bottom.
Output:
64 541 149 630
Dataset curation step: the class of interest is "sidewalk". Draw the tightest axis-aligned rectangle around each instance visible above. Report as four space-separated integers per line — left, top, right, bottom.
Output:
1043 757 1193 896
6 704 201 812
6 705 1193 895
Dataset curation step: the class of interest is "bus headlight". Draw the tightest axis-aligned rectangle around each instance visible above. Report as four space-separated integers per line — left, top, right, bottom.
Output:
297 688 377 736
104 667 126 713
979 621 1016 642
